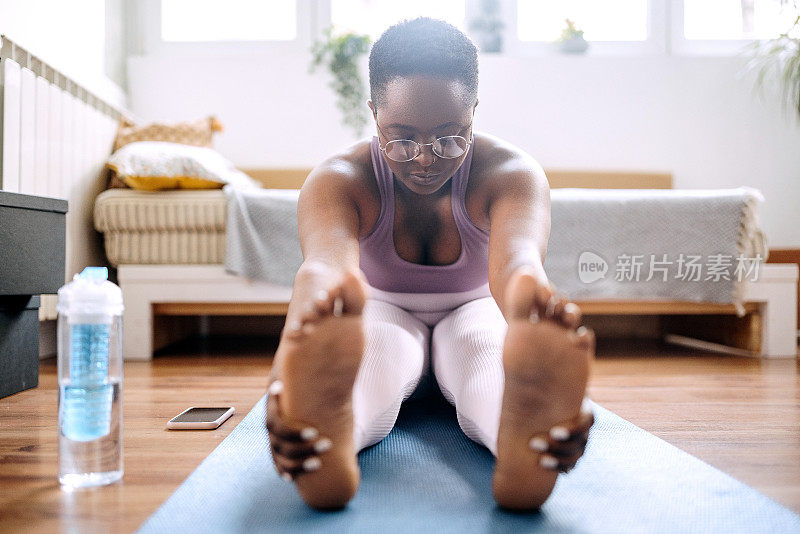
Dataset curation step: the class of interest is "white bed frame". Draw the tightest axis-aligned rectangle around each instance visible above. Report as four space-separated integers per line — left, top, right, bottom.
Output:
118 263 798 360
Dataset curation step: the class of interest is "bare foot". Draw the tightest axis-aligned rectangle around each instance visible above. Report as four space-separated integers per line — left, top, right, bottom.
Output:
272 270 367 509
492 269 594 511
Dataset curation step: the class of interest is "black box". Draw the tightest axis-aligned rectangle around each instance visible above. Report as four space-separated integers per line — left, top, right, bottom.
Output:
0 295 40 398
0 191 67 398
0 191 68 295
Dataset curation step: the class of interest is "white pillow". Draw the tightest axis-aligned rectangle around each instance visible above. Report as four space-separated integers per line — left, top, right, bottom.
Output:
107 141 258 191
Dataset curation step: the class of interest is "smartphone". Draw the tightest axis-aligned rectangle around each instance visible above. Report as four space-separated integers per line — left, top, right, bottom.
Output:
167 407 235 430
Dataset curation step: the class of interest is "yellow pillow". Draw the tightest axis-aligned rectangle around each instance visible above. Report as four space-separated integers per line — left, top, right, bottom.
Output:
106 141 257 191
110 174 223 191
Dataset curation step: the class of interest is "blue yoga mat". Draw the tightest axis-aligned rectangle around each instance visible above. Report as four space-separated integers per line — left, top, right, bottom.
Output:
138 392 800 533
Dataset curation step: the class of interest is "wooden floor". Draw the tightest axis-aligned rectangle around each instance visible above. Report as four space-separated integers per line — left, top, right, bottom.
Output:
1 335 798 533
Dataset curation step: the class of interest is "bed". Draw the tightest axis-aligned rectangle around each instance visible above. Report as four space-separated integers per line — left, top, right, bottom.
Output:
92 169 798 360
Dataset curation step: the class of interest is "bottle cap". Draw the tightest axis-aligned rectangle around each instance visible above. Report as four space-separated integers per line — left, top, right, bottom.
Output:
57 266 124 317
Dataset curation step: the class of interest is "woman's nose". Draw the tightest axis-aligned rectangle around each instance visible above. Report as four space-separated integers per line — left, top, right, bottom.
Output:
413 144 437 167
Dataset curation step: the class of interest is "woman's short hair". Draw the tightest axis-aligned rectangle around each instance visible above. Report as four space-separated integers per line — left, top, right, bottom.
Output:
368 17 479 110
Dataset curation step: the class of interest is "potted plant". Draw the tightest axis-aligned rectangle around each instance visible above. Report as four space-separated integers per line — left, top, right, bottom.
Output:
556 18 589 54
743 5 800 121
468 0 505 53
310 27 372 137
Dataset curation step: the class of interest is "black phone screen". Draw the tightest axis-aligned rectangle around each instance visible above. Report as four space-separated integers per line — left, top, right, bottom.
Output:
171 407 231 423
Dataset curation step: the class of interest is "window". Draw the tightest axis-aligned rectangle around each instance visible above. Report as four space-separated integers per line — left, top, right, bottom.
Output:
144 1 800 58
683 0 798 40
160 0 297 41
330 0 466 40
517 0 649 42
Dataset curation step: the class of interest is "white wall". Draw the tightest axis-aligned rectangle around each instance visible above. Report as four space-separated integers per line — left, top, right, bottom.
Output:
0 0 126 108
128 52 800 247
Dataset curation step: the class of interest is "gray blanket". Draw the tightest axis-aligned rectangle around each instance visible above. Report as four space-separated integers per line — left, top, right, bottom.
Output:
224 186 302 287
544 188 766 312
224 186 766 311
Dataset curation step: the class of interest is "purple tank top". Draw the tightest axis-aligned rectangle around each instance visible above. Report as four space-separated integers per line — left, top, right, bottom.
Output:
359 136 490 293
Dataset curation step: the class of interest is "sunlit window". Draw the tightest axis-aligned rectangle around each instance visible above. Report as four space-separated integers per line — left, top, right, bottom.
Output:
517 0 648 41
683 0 798 39
161 0 297 41
330 0 466 40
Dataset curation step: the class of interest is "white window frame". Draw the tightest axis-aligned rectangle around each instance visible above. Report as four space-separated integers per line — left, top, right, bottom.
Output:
669 0 767 56
503 0 669 57
139 0 320 57
138 0 787 58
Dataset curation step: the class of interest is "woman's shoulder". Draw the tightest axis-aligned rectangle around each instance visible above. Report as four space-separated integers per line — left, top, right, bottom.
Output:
305 138 375 189
469 132 548 197
301 138 380 231
471 132 545 178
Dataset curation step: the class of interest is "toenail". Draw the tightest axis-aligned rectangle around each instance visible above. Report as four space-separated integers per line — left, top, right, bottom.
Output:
540 455 558 469
550 426 569 440
576 326 587 336
314 438 332 453
581 397 593 414
333 297 344 317
301 427 319 440
281 473 293 482
303 457 322 471
529 437 548 452
268 380 284 395
529 311 540 323
545 296 557 317
564 302 579 315
316 290 328 301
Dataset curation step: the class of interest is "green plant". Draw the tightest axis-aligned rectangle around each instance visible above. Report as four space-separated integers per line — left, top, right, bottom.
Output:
310 27 372 137
743 2 800 120
468 0 506 53
557 18 585 42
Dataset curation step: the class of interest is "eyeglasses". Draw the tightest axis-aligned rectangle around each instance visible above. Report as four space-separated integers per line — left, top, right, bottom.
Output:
375 120 473 163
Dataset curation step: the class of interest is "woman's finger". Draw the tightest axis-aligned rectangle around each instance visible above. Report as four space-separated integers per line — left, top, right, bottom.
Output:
539 451 582 473
545 435 588 458
266 381 319 442
274 437 332 460
547 402 594 442
572 403 595 435
274 454 322 477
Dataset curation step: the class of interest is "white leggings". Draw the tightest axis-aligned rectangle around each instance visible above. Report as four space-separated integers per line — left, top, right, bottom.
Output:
352 283 507 456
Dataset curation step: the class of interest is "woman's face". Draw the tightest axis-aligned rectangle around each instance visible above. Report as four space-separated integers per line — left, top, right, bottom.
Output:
369 75 476 196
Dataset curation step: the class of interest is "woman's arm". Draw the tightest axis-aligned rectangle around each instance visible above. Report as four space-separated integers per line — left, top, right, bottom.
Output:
486 156 593 474
486 157 551 319
284 160 363 330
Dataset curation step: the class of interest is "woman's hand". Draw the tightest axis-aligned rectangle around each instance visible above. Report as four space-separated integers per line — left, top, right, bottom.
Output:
529 398 594 473
265 378 332 481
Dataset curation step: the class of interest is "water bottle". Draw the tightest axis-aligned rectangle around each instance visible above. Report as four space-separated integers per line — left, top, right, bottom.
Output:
57 267 124 488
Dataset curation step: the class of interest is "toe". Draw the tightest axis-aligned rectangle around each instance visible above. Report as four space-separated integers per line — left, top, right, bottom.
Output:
313 289 334 314
560 302 582 330
574 326 595 351
534 283 555 317
505 268 540 320
299 305 320 325
340 271 367 315
283 319 304 339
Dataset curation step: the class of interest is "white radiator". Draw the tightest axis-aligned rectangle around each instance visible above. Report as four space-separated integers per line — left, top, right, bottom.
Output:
0 35 128 321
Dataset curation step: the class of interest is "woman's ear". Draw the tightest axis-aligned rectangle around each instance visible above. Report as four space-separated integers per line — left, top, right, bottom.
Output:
367 100 376 118
473 99 479 112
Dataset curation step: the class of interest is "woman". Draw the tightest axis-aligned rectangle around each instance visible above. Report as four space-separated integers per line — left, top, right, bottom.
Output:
265 17 594 511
